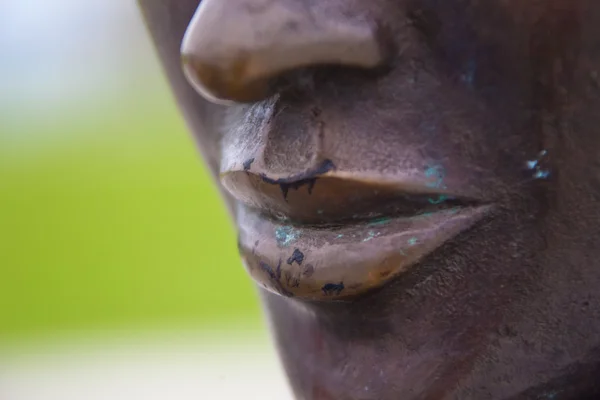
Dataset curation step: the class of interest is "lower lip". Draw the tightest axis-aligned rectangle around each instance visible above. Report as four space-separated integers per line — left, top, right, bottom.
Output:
237 204 492 301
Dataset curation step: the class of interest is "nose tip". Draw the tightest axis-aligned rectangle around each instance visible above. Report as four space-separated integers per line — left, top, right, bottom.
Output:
180 0 388 104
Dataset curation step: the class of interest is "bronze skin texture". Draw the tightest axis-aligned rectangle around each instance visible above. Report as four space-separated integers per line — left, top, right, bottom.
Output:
138 0 600 398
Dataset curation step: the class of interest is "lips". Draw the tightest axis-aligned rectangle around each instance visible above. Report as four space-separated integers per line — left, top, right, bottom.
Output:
221 160 492 301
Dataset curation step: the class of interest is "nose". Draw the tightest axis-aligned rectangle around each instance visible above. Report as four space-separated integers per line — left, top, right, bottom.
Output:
180 0 388 104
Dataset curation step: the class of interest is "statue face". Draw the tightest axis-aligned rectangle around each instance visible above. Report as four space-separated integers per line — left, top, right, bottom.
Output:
139 0 600 398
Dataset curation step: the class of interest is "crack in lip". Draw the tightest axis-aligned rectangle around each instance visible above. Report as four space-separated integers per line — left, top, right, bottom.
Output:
254 198 478 230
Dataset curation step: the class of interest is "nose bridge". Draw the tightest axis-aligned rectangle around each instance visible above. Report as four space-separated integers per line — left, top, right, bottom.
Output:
181 0 387 104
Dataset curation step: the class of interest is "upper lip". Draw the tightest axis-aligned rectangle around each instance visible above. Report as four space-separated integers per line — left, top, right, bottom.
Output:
220 159 482 225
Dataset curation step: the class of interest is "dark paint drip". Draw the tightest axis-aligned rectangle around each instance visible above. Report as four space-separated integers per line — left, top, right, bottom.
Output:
259 159 336 200
287 248 305 265
259 260 280 281
259 259 293 297
302 264 314 277
322 282 345 296
284 271 300 288
243 158 255 171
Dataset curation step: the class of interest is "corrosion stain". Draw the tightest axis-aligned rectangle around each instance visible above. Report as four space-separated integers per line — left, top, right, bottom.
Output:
287 248 305 265
363 230 380 242
526 150 550 179
275 226 301 247
428 194 449 204
424 164 446 189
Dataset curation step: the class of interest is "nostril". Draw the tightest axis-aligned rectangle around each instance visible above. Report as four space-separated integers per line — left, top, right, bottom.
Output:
180 0 391 104
181 52 274 104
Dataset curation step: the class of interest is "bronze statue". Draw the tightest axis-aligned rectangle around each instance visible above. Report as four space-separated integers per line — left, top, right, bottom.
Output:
138 0 600 398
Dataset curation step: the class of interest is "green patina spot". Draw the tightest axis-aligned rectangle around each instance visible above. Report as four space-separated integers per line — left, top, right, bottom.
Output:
445 207 460 215
336 234 344 239
275 226 301 247
408 237 418 246
363 231 380 242
412 211 435 221
367 217 392 227
428 194 448 204
425 165 446 189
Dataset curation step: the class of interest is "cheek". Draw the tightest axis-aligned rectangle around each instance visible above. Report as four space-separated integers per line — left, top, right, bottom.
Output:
317 62 538 202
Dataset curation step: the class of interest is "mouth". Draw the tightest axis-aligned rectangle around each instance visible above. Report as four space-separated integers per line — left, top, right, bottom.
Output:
221 159 493 301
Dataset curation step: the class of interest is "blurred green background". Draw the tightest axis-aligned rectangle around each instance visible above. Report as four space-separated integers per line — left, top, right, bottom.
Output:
0 0 261 345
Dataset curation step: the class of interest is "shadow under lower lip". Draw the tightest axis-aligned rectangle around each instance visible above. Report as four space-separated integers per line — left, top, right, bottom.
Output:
237 204 493 301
